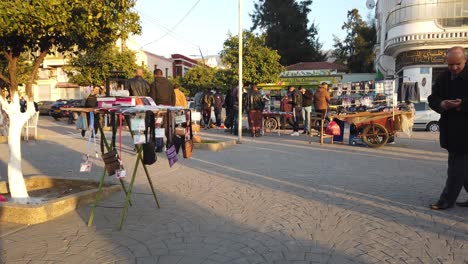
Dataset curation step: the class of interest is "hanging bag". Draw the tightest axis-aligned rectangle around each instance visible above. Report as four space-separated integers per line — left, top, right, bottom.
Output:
102 112 124 177
325 120 341 136
165 110 178 167
80 112 98 172
142 110 156 165
182 110 193 159
76 113 88 130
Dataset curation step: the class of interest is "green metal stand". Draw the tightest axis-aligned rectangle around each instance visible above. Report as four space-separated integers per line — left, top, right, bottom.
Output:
87 113 160 229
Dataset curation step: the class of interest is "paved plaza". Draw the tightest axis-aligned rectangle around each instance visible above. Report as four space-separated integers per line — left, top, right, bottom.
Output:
0 117 467 264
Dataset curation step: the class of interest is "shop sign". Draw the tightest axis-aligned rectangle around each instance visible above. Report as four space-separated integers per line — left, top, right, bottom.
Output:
280 69 337 77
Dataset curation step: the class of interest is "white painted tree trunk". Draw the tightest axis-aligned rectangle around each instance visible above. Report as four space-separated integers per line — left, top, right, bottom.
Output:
1 93 34 204
7 115 29 203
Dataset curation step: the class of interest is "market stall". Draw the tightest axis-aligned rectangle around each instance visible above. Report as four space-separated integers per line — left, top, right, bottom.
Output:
324 80 414 148
66 103 193 230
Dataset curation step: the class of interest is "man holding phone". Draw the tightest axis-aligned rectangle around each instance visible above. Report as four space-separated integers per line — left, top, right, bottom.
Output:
428 46 468 210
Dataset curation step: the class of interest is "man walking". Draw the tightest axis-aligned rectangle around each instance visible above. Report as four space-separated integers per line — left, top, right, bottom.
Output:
150 69 175 106
428 46 468 210
299 86 314 134
127 67 150 96
213 89 225 128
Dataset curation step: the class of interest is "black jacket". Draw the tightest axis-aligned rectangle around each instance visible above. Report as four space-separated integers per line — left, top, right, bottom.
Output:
213 92 225 109
127 76 150 96
288 90 302 111
302 89 314 107
428 67 468 154
150 77 175 106
244 90 265 111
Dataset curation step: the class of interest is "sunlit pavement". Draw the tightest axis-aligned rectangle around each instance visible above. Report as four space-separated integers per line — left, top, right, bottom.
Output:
0 116 467 264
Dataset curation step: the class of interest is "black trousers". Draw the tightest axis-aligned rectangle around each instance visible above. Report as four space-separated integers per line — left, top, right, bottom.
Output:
214 107 222 127
439 152 468 204
291 108 301 132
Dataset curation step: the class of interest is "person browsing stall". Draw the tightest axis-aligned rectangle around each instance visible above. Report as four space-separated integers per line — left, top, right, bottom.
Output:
299 86 314 134
174 84 187 108
150 69 175 106
127 67 150 96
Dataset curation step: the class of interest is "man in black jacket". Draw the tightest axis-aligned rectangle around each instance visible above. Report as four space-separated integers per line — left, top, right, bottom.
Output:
299 86 313 134
150 69 175 106
127 67 150 96
244 85 265 137
428 46 468 210
213 89 225 128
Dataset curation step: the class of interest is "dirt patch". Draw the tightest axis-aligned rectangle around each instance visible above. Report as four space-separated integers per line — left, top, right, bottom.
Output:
3 181 100 203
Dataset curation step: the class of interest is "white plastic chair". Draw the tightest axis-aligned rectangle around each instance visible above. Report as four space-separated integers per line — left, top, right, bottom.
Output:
24 111 39 140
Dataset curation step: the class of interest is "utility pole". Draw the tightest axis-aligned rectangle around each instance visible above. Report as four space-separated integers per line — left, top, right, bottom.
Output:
237 0 243 143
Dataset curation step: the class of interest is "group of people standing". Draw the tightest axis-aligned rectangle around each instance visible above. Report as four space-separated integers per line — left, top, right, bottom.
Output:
126 67 187 108
280 82 330 136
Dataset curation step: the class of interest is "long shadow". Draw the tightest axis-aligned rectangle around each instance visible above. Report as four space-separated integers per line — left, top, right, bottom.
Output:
180 137 468 243
0 131 370 263
0 118 466 263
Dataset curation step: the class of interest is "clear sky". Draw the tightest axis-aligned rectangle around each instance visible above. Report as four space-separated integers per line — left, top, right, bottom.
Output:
134 0 374 58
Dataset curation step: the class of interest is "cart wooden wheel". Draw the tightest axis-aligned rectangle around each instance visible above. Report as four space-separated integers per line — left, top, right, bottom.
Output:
361 123 389 148
264 117 278 130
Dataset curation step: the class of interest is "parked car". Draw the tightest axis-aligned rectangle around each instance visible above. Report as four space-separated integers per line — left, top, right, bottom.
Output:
413 102 440 132
37 101 55 115
49 99 83 121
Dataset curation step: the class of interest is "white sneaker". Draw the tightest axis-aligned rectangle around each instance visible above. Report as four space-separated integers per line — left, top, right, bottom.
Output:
290 132 299 136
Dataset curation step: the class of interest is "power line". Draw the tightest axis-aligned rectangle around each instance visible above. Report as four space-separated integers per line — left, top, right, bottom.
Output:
138 0 202 48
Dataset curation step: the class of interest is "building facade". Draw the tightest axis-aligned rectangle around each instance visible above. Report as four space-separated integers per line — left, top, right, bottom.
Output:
374 0 468 101
171 54 198 78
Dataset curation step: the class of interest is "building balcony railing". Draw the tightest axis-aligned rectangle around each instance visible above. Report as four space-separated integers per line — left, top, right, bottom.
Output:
385 30 468 51
386 0 468 30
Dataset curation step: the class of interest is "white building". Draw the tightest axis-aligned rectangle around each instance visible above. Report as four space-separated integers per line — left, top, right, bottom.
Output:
35 37 174 101
374 0 468 101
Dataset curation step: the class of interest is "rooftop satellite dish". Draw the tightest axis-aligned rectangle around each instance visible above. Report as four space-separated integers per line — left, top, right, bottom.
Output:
366 0 376 9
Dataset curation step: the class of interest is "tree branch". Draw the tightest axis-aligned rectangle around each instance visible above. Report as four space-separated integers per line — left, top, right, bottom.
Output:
26 50 48 99
0 73 10 86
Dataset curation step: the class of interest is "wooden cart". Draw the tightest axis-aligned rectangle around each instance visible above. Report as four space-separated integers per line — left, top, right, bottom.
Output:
330 111 413 148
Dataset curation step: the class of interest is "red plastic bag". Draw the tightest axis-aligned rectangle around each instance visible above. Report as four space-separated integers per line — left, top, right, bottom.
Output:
325 120 341 136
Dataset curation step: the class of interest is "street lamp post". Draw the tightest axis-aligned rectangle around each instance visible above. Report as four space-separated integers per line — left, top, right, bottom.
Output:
237 0 243 143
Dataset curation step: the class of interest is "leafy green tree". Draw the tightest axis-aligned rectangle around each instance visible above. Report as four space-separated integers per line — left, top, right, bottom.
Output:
0 0 140 98
332 9 376 73
182 64 221 96
65 45 140 86
220 31 284 85
251 0 326 65
0 52 31 91
0 0 140 203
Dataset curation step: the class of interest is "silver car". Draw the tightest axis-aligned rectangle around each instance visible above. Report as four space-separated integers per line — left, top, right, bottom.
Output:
413 102 440 132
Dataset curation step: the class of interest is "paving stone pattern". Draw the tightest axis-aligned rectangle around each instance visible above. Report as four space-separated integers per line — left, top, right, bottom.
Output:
0 117 467 264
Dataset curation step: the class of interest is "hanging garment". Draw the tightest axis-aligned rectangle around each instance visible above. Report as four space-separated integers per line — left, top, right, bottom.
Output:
398 82 420 103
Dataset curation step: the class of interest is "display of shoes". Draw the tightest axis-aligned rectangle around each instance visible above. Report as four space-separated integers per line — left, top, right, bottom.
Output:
290 132 299 136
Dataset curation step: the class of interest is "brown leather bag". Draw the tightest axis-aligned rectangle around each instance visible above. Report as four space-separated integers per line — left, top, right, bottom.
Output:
102 149 121 176
182 139 193 158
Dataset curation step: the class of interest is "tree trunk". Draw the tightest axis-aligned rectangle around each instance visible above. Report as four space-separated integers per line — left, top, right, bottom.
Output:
2 94 30 203
7 112 29 203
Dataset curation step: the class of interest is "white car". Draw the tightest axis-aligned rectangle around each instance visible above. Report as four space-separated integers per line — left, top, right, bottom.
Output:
413 102 440 132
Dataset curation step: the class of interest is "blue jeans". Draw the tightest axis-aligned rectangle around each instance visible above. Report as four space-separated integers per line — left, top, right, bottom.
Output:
302 106 312 132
